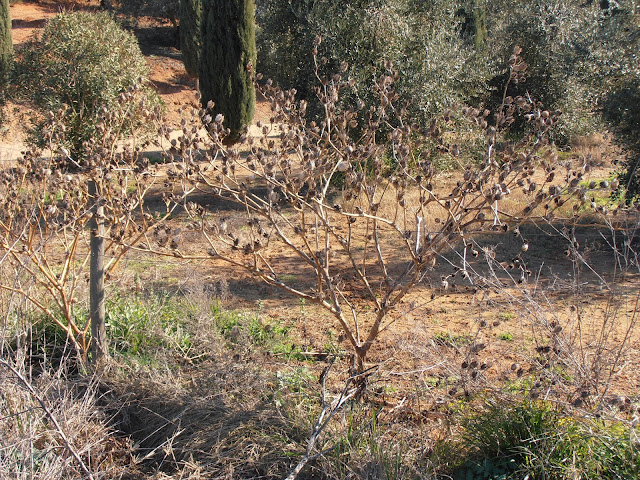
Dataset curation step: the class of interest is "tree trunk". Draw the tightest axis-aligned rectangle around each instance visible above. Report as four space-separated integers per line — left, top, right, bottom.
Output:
89 180 107 365
0 0 12 85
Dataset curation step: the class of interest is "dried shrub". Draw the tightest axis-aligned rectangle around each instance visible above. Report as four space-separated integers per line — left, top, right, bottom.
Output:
140 46 621 377
0 87 174 362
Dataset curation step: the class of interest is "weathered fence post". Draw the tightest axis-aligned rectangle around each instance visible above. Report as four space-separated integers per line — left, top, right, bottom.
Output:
88 180 107 364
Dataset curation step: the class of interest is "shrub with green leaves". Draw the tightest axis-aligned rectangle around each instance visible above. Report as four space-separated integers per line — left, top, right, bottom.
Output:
452 400 640 479
256 0 492 125
18 11 160 161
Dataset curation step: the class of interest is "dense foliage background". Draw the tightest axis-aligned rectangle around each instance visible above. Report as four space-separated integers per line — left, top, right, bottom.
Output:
253 0 640 195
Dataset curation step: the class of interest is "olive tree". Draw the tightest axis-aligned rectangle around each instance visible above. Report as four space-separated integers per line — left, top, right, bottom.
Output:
256 0 492 124
484 0 634 144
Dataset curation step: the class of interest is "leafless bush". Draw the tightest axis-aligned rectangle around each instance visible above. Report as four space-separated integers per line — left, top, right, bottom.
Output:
503 209 640 409
144 45 616 377
0 86 179 363
392 204 639 419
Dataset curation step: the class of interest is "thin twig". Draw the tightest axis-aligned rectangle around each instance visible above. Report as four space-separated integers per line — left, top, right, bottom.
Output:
285 359 361 480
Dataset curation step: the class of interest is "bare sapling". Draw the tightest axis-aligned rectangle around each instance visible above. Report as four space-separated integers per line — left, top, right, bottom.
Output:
0 85 181 364
149 45 613 375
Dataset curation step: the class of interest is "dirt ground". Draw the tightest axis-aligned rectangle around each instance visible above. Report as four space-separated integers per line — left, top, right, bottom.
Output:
2 0 639 410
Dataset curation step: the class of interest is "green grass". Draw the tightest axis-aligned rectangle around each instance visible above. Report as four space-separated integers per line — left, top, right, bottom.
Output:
433 331 473 348
447 399 640 480
498 312 515 322
208 302 314 361
106 293 193 358
249 317 307 360
271 366 316 409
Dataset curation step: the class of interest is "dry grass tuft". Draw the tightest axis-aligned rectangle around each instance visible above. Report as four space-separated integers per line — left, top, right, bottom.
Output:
104 353 311 478
572 132 621 167
0 353 140 480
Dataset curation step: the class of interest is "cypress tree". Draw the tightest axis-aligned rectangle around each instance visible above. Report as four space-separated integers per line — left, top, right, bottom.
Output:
200 0 256 141
179 0 202 81
0 0 12 86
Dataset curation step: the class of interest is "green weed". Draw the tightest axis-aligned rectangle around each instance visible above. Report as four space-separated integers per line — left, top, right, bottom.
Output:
106 293 192 357
433 331 473 348
449 399 640 480
272 367 315 409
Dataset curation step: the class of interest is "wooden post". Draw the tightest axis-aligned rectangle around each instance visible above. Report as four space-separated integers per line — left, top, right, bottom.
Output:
89 180 107 364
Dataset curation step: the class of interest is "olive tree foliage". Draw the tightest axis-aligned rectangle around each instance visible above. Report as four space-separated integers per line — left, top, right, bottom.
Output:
484 0 638 145
399 0 491 115
146 47 606 374
486 0 640 196
603 79 640 203
597 4 640 202
17 11 161 162
0 0 11 87
256 0 492 123
200 0 256 141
